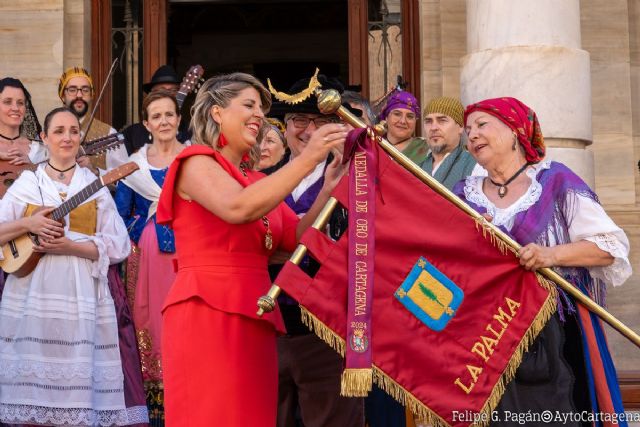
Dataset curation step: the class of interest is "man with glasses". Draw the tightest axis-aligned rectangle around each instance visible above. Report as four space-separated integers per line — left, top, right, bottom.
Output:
31 67 128 174
265 75 364 427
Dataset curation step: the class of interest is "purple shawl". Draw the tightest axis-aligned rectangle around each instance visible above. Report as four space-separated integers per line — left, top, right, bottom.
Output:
453 161 604 310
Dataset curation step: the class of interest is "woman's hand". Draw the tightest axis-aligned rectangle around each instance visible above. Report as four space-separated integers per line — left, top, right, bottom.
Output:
33 237 99 260
300 123 348 165
1 148 31 165
33 236 75 255
518 243 557 271
25 207 64 240
321 153 347 195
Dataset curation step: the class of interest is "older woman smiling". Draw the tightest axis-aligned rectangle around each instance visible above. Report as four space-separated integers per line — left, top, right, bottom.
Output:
256 119 287 171
455 97 631 424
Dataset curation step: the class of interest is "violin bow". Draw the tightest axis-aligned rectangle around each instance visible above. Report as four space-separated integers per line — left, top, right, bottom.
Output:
80 58 119 147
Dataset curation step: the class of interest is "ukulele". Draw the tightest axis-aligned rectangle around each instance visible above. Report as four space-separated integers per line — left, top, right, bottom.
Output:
0 161 139 277
0 133 126 198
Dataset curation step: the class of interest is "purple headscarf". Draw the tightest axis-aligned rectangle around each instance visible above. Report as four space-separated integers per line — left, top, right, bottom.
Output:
379 90 420 121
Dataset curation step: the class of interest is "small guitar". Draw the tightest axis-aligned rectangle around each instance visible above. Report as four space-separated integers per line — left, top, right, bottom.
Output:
0 161 35 198
176 64 204 110
0 161 139 277
0 133 126 198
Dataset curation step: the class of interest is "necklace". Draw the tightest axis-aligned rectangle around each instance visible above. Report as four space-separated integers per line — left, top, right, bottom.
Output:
239 163 273 250
47 161 77 179
489 162 530 198
0 132 20 141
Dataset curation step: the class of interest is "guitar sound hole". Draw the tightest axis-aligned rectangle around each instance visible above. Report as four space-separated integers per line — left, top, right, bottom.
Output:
9 240 18 258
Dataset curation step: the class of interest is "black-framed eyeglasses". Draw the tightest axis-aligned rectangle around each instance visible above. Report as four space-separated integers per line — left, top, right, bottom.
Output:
287 116 338 129
64 86 92 96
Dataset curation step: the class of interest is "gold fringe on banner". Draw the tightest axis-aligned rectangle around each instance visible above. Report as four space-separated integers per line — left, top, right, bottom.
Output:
300 307 345 356
472 287 557 426
473 217 512 256
300 273 557 427
341 368 373 397
374 368 451 427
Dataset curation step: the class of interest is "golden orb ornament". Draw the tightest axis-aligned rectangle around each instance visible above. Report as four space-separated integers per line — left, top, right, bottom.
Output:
316 88 342 115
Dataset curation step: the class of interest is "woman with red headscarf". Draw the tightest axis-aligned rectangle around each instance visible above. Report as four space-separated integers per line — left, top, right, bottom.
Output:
454 97 631 425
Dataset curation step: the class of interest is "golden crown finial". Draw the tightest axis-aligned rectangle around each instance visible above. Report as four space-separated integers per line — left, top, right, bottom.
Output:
267 68 321 105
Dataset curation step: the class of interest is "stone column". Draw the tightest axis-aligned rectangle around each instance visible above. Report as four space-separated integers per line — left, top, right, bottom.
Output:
460 0 594 185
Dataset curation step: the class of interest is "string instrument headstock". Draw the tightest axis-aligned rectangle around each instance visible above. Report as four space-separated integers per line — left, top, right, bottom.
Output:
176 65 205 110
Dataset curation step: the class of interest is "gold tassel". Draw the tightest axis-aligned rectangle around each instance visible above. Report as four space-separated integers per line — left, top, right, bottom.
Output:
341 368 373 397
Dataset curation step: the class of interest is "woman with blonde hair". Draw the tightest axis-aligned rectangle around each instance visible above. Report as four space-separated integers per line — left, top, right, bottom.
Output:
156 72 346 426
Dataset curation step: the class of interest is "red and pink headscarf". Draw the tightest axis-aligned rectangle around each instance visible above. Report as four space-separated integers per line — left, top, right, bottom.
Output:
464 97 545 163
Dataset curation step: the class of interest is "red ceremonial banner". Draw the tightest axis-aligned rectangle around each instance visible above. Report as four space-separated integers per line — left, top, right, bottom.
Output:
275 141 556 427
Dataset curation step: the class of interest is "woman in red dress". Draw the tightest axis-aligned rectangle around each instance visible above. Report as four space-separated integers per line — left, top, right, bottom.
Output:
156 73 347 426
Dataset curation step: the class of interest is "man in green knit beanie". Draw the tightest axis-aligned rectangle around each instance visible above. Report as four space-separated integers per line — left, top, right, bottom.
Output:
420 96 483 190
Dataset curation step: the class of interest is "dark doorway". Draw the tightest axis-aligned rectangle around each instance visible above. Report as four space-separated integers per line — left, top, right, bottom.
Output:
167 0 349 98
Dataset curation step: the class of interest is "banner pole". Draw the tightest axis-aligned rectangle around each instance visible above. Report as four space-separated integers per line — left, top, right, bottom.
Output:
257 197 340 316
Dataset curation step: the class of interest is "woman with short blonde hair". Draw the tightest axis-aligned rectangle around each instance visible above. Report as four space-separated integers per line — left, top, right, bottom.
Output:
157 72 347 426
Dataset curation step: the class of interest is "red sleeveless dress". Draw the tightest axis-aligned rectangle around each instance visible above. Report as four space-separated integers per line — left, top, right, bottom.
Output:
156 146 298 426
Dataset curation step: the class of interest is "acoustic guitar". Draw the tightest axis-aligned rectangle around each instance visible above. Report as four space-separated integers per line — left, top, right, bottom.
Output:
0 161 139 277
0 133 126 198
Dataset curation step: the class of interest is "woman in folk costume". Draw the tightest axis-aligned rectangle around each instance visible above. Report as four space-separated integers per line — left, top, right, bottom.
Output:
155 73 346 426
0 107 148 425
0 78 42 298
114 90 188 426
0 77 40 169
454 97 632 425
378 90 429 165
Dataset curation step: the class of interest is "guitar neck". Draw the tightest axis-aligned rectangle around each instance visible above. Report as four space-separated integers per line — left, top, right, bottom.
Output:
50 178 104 221
176 91 187 110
82 133 124 156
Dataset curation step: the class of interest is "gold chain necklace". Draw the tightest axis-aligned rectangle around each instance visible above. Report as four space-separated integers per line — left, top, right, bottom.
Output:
239 163 273 250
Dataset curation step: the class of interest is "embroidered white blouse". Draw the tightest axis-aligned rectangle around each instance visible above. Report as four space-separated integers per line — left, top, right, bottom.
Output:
462 161 632 287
